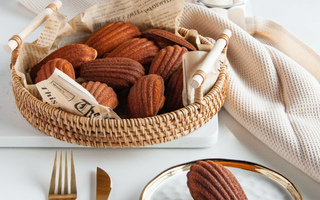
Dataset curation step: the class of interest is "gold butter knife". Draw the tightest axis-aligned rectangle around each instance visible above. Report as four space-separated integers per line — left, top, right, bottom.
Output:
96 167 112 200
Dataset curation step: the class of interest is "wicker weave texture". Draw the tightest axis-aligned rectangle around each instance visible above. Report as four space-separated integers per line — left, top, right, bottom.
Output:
10 27 228 148
11 64 227 148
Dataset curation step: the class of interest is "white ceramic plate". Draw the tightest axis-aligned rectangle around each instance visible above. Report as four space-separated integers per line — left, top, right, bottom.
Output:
140 159 302 200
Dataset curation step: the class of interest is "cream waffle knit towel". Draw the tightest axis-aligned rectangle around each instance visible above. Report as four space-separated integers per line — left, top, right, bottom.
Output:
179 4 320 182
18 1 320 182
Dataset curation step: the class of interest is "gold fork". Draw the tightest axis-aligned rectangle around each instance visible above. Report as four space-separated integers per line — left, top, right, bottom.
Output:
48 151 77 200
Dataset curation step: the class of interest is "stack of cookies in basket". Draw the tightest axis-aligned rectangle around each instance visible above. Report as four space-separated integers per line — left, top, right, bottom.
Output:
29 21 198 118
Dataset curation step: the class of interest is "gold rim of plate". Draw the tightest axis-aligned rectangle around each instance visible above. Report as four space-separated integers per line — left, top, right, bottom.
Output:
139 158 303 200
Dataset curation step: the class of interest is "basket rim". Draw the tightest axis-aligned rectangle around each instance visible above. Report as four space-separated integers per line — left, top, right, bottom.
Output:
10 26 228 147
11 63 227 123
11 61 227 148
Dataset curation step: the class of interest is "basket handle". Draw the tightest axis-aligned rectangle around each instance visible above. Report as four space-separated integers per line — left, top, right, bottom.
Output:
192 29 231 105
4 1 62 68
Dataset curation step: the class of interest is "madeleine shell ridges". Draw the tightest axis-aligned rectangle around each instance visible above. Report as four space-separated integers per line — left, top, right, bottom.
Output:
149 45 188 82
106 37 160 67
80 57 145 91
85 21 141 58
165 66 184 112
30 44 97 83
127 74 165 118
82 81 119 109
35 58 75 84
141 29 197 51
187 160 248 200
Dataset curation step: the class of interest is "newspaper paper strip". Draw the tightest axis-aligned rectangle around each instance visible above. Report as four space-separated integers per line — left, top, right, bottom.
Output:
67 0 184 33
36 68 120 119
36 11 67 49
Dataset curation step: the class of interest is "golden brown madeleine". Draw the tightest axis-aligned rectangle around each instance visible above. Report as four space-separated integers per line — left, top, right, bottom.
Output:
85 21 141 58
141 29 197 51
149 45 188 82
165 67 184 112
81 81 119 109
127 74 165 118
30 44 97 82
106 38 160 70
80 57 145 91
187 160 248 200
35 58 75 84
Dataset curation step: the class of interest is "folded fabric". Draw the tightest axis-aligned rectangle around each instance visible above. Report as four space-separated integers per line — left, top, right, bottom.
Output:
180 3 320 182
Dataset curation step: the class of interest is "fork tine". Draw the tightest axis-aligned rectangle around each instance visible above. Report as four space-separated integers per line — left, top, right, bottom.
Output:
64 151 69 194
48 151 77 200
70 151 77 196
49 151 58 195
57 151 63 195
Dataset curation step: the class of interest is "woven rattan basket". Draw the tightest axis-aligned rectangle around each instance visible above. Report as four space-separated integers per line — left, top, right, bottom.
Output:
8 4 229 148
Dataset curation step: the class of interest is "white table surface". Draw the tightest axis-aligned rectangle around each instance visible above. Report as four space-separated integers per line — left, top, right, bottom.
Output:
1 0 320 200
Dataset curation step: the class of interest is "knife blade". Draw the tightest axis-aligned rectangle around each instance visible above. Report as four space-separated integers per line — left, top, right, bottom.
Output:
96 167 112 200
